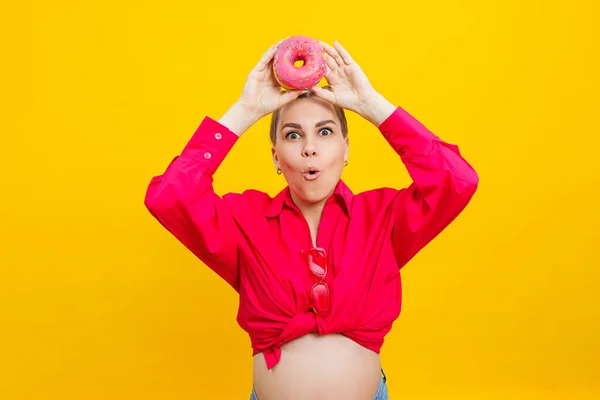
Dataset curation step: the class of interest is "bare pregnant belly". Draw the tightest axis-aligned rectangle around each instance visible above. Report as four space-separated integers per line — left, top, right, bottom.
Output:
252 333 382 400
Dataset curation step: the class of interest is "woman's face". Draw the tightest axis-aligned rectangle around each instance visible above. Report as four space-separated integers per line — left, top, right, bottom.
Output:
272 96 348 206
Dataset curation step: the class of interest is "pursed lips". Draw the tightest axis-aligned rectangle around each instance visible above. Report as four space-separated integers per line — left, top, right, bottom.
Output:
303 166 321 181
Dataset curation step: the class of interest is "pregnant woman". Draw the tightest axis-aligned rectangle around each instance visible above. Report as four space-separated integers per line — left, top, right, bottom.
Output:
144 37 479 400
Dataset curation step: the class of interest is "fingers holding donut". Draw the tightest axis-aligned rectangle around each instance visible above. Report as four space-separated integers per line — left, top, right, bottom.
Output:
333 41 355 65
239 40 308 119
278 88 308 108
323 53 338 74
310 85 337 104
319 40 347 68
309 40 377 114
253 40 283 73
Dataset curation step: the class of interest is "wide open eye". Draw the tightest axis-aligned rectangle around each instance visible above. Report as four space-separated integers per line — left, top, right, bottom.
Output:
286 131 301 140
319 128 333 136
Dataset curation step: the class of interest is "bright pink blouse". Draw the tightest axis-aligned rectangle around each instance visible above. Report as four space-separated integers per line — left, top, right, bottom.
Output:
144 106 479 369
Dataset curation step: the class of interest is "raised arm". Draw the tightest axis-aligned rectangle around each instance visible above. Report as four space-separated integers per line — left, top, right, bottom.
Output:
376 102 479 267
144 40 307 290
312 40 479 268
144 114 244 290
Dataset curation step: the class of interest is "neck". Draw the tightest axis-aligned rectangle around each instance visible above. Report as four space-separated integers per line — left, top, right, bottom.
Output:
289 189 332 226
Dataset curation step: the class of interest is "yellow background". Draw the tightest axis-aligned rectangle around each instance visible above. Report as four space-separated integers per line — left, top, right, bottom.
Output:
2 0 599 399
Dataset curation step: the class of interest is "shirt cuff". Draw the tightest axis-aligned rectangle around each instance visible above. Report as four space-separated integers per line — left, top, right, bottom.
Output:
378 106 438 158
181 116 239 175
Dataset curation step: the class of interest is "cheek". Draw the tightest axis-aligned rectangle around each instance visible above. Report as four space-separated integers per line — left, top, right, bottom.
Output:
277 148 300 171
278 153 296 169
325 144 346 167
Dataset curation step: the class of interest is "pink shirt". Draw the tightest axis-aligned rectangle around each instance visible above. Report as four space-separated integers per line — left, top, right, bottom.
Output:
144 106 479 369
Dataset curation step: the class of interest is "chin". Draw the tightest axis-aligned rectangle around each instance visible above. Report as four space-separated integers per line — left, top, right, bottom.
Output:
294 179 338 204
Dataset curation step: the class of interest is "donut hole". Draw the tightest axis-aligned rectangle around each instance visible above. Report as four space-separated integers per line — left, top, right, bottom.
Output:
294 60 305 68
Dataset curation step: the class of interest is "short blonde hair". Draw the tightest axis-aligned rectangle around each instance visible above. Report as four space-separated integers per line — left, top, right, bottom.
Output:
269 86 348 145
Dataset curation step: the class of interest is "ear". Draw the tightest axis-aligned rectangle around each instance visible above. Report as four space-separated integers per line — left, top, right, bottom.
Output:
344 136 349 161
271 146 279 168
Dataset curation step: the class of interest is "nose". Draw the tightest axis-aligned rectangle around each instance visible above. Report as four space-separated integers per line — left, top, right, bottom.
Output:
302 139 318 158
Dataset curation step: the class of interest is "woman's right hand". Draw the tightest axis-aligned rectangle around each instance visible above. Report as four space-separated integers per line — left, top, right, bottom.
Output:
237 40 306 120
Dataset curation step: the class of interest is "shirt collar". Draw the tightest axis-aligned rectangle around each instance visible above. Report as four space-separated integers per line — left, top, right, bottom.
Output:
262 179 354 218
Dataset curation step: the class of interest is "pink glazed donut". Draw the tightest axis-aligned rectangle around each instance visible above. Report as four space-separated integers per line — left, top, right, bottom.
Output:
273 35 327 90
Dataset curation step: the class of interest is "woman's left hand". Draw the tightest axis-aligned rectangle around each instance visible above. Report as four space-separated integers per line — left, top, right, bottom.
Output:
311 41 379 114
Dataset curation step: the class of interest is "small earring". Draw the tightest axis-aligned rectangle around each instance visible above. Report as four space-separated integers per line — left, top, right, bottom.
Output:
343 160 348 167
276 168 282 175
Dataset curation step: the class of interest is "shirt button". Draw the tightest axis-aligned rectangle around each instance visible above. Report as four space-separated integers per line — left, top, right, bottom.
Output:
215 132 222 140
204 152 211 159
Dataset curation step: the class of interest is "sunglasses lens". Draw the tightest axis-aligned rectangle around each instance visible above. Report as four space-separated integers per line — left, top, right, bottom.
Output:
309 259 326 276
308 249 327 277
312 283 331 316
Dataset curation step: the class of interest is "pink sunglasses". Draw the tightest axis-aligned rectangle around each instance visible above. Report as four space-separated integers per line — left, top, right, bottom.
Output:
302 247 331 316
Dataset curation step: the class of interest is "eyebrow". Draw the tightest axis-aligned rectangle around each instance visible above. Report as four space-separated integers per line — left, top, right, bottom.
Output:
280 120 337 132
